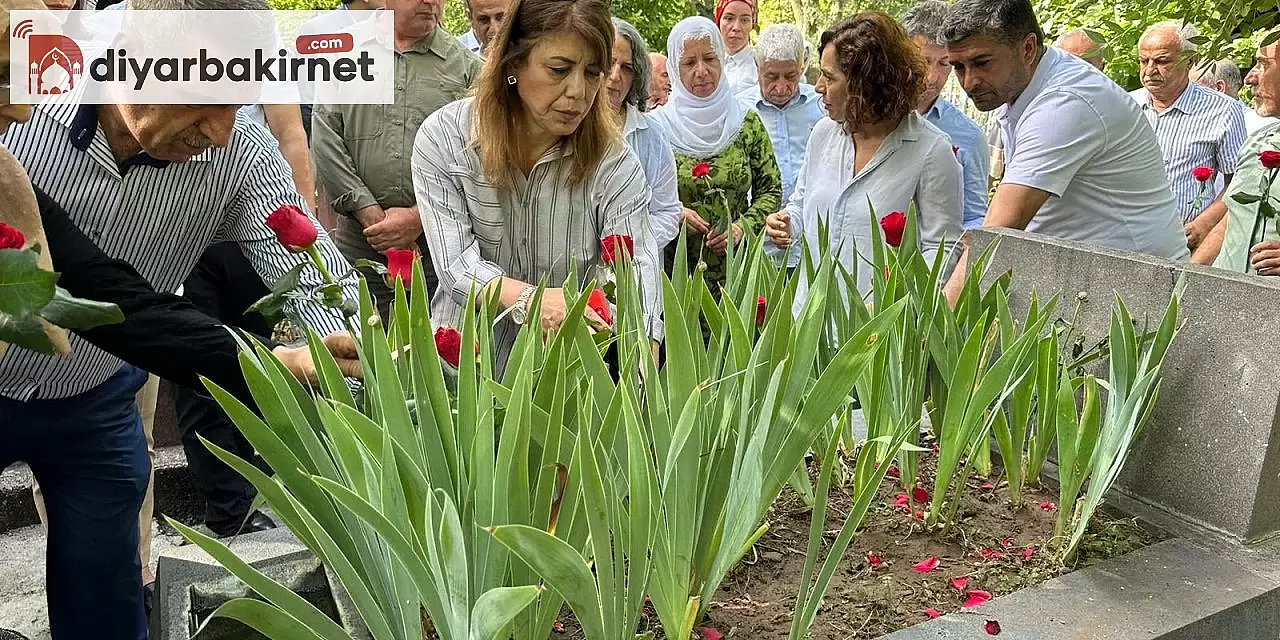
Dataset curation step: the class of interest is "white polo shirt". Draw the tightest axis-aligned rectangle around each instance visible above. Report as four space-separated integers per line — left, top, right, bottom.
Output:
996 47 1188 260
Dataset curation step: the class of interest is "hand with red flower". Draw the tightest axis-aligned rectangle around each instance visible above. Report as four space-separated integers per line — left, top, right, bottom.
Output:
265 204 319 252
705 221 743 254
0 222 25 250
681 207 710 236
880 211 906 248
384 248 416 289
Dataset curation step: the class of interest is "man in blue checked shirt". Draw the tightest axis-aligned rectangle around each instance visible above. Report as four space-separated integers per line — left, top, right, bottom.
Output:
737 23 825 269
902 0 990 230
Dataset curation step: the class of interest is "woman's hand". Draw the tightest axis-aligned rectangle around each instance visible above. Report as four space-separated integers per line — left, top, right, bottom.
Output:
529 288 610 336
706 222 743 254
765 210 791 248
681 207 710 236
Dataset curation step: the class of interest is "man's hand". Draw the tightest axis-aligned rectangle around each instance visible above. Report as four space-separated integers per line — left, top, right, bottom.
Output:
681 208 710 236
353 204 385 229
1251 241 1280 276
273 332 363 384
706 222 742 254
364 206 421 252
765 210 791 248
1185 219 1211 251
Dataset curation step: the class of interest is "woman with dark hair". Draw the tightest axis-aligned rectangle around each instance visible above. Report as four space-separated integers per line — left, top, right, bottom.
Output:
654 16 782 295
606 17 682 250
764 10 962 304
411 0 663 366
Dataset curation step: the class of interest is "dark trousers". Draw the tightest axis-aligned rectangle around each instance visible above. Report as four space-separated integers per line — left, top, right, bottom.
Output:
0 365 151 640
176 243 273 531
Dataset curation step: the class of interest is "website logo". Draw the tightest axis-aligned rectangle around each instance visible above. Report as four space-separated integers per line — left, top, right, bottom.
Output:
8 10 395 105
12 19 85 96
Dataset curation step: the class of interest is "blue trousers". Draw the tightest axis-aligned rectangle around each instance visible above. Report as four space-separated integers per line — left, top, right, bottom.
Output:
0 365 150 640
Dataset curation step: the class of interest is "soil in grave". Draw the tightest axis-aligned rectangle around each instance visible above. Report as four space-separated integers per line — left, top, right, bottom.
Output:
547 450 1161 640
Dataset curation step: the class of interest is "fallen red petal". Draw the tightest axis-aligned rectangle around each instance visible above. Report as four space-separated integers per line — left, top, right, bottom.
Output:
867 551 883 566
887 465 900 479
985 620 1002 635
950 576 968 591
552 621 565 633
893 494 911 508
1000 538 1013 548
915 511 925 519
963 590 993 608
924 608 942 619
1040 501 1057 511
701 628 723 640
979 547 1007 560
1022 545 1035 560
912 556 940 573
912 486 930 503
980 483 996 490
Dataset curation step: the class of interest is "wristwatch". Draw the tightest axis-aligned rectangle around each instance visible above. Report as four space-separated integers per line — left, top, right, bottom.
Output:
510 285 536 325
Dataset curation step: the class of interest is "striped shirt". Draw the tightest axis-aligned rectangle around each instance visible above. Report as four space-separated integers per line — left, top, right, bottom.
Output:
1130 82 1248 222
0 101 357 400
411 98 664 367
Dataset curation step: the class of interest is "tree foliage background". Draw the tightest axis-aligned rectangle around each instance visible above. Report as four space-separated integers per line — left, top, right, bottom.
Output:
268 0 1278 91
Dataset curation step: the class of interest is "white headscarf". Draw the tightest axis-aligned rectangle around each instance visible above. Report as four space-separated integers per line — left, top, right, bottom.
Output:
653 16 749 159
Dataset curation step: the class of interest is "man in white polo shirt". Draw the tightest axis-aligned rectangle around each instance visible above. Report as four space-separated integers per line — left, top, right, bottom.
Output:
939 0 1187 301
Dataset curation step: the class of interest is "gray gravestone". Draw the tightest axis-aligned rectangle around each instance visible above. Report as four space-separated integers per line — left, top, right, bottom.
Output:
969 228 1280 542
154 527 369 640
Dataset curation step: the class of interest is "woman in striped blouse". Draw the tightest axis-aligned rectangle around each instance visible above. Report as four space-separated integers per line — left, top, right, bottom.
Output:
412 0 664 368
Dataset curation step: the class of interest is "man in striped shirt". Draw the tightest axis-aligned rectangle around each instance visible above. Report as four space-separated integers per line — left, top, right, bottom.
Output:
1130 21 1247 231
0 7 357 640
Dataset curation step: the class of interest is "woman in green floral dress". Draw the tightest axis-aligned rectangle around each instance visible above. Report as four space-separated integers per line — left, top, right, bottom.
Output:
654 16 783 293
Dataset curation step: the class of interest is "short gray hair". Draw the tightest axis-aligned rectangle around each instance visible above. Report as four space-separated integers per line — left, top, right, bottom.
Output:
942 0 1044 47
1141 20 1200 56
901 0 951 47
612 18 652 112
1194 58 1244 95
754 23 807 66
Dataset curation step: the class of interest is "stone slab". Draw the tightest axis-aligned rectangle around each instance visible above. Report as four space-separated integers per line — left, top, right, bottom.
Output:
879 538 1280 639
968 228 1280 542
154 526 368 640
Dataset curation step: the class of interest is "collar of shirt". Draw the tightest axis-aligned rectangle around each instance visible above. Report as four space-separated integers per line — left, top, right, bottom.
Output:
63 103 213 170
623 104 650 137
725 44 754 67
996 46 1061 131
744 83 817 111
1134 82 1204 116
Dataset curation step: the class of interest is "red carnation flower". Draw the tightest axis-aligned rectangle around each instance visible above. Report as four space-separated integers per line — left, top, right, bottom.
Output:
691 161 712 179
880 211 906 248
0 222 25 250
264 204 318 253
434 327 463 368
1192 166 1214 182
384 248 415 288
600 234 634 265
587 289 613 325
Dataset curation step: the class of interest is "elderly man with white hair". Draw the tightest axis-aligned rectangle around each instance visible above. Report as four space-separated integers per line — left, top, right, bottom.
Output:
736 23 823 270
1194 58 1277 134
1131 20 1247 240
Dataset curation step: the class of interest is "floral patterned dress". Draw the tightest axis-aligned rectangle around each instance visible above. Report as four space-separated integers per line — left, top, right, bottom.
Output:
667 110 783 293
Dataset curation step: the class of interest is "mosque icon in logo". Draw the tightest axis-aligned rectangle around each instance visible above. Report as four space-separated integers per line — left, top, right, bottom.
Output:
27 34 84 95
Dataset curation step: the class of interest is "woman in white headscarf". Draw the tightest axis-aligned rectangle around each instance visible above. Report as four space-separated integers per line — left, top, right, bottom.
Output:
654 16 782 294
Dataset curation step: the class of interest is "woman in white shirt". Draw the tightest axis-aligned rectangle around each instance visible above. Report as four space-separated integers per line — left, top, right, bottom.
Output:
605 18 683 250
765 11 963 301
412 0 663 367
